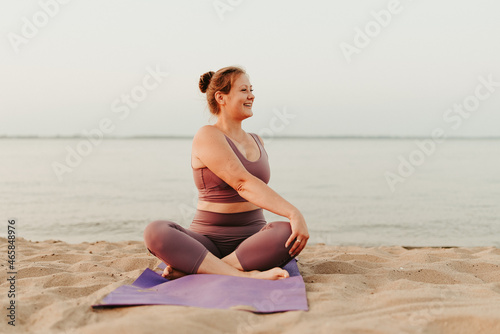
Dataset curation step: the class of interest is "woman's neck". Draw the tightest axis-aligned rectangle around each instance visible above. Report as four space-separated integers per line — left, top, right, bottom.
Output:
214 117 245 140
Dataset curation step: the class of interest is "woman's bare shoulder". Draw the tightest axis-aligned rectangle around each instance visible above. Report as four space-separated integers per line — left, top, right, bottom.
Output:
194 125 222 140
192 125 226 150
195 124 216 134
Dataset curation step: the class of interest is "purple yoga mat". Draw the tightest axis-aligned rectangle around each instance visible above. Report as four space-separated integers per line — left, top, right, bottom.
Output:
92 259 308 313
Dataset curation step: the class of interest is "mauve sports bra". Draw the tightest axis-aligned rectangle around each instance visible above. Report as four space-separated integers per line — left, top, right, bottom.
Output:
192 133 270 203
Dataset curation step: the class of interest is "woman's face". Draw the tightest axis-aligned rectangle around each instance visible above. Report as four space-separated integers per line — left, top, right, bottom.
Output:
223 74 255 119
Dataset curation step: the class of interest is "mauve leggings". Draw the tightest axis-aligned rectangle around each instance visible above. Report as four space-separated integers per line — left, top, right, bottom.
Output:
143 208 295 274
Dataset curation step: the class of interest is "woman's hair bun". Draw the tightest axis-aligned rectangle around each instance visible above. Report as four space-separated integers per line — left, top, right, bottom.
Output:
199 71 215 93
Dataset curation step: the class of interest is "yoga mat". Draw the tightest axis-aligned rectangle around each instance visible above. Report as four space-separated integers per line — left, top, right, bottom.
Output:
92 259 308 313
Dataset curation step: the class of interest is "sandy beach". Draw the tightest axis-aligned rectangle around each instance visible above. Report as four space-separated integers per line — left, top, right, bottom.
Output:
2 237 500 334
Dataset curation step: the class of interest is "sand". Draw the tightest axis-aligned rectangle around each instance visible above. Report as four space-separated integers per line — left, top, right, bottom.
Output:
1 237 500 334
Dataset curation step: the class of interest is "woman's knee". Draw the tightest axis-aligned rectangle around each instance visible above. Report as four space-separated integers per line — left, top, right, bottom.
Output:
143 220 178 252
237 221 294 271
265 221 293 240
260 221 294 254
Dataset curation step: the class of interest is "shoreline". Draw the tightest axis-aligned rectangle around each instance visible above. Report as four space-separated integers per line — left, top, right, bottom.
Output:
12 236 497 249
1 238 499 333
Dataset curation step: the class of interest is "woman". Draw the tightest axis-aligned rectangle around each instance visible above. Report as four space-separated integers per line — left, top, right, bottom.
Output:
144 66 309 280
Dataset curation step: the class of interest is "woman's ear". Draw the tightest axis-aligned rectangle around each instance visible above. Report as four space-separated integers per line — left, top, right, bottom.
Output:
215 91 225 106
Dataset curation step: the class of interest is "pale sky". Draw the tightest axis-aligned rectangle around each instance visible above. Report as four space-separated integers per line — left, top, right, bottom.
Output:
1 0 500 138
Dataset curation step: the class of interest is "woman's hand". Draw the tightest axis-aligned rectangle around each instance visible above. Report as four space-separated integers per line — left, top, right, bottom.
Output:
285 210 309 258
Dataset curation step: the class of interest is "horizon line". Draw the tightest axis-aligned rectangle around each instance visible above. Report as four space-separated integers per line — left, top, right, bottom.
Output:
1 135 500 140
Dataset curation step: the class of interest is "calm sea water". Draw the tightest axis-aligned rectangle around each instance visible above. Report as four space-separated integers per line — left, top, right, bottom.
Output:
1 137 499 247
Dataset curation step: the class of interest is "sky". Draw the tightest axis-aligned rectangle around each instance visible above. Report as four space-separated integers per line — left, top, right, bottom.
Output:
1 0 500 138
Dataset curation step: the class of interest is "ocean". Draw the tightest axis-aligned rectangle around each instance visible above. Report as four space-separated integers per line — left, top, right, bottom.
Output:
1 137 499 247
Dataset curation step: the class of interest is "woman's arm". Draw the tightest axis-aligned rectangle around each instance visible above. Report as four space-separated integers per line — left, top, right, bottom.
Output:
236 175 298 218
236 174 309 256
193 126 309 256
193 126 296 218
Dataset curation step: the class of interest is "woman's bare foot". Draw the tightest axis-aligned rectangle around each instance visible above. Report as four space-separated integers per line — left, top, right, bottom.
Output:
247 267 289 280
162 265 188 280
